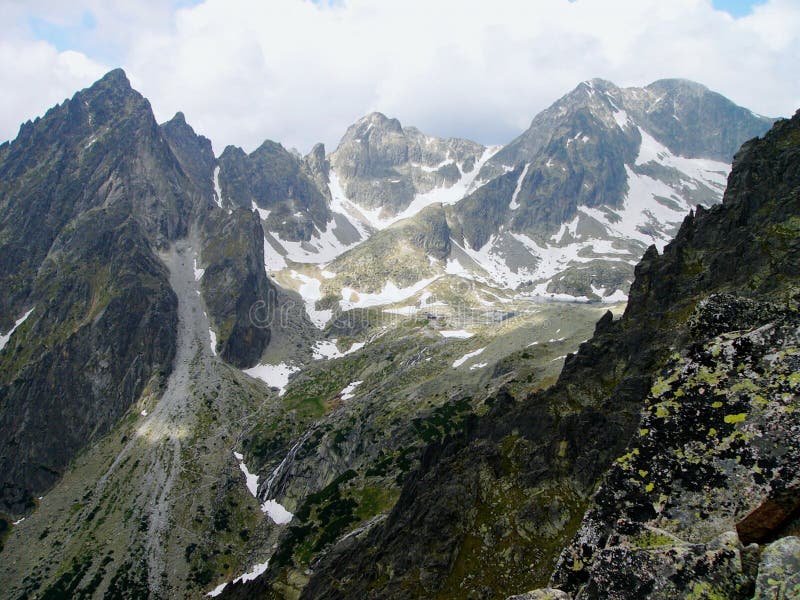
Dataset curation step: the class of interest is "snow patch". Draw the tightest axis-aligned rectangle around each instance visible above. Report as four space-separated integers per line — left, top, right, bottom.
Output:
340 276 441 311
440 330 474 339
612 108 631 129
509 163 530 210
452 347 486 368
233 452 260 498
340 380 363 400
243 363 300 396
251 200 271 221
0 307 34 352
312 339 365 360
207 561 271 597
264 237 288 272
209 329 217 356
212 166 223 209
291 271 333 329
445 258 472 277
261 500 293 524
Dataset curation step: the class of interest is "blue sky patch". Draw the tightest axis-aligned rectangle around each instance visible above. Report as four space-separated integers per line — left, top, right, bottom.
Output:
712 0 766 18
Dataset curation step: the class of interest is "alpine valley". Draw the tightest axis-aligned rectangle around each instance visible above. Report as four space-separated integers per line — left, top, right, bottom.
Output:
1 69 798 600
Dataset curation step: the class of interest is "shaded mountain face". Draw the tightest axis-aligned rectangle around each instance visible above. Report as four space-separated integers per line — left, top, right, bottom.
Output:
200 208 276 368
0 69 196 332
0 70 280 514
267 111 800 600
218 140 332 242
161 110 217 205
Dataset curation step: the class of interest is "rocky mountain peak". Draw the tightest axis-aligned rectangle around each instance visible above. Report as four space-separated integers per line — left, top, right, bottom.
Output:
168 110 187 125
360 111 403 134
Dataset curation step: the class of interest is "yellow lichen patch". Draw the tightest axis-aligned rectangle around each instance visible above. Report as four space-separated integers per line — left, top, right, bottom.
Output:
639 428 649 436
723 413 747 424
645 482 655 493
711 401 723 409
615 448 640 469
638 469 649 478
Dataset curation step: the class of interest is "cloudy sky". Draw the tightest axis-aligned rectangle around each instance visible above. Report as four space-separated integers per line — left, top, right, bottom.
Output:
0 0 798 155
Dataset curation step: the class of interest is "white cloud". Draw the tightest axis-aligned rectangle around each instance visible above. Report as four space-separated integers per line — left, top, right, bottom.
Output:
0 0 798 154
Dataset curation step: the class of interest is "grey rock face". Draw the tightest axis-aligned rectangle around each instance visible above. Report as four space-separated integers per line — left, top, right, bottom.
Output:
303 142 331 193
218 140 331 242
160 111 217 214
329 111 486 216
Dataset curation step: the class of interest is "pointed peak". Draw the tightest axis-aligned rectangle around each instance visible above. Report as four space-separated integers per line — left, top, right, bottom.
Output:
358 111 403 132
170 111 187 125
96 68 132 90
307 142 326 160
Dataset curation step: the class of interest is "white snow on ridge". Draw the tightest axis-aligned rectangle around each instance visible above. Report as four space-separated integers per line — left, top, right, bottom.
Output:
410 157 455 172
0 307 35 352
509 163 530 210
580 166 686 250
212 166 223 209
340 276 441 311
209 329 218 356
233 452 260 498
440 330 474 339
290 271 333 329
251 200 271 221
326 146 500 234
328 172 374 239
243 363 299 396
452 347 486 368
207 560 271 597
312 339 365 360
276 224 355 265
264 237 288 272
379 145 501 227
261 500 293 524
340 380 363 400
636 127 729 190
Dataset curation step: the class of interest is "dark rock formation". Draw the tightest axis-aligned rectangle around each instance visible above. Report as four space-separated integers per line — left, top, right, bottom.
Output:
218 140 331 241
200 208 276 368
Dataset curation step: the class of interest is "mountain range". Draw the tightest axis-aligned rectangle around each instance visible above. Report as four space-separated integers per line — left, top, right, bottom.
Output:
0 69 796 600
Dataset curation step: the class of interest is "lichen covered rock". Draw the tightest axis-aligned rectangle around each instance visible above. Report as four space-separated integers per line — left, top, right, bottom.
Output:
754 536 800 599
